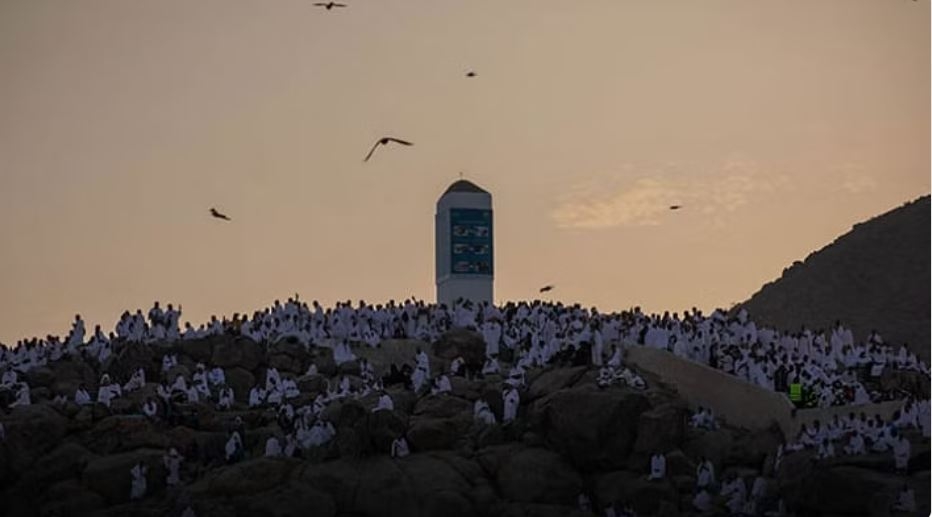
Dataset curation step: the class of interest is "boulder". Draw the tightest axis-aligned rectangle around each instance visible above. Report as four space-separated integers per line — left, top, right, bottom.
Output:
40 479 107 517
495 447 582 505
224 367 256 403
23 366 56 389
21 441 98 489
3 404 70 476
268 338 309 374
595 470 678 515
203 457 301 497
631 403 688 459
178 336 216 364
81 448 166 504
408 415 470 452
83 415 168 455
432 328 486 371
414 394 473 419
526 366 588 402
368 408 409 453
49 359 97 396
529 386 651 471
229 480 336 517
106 342 157 385
211 337 263 371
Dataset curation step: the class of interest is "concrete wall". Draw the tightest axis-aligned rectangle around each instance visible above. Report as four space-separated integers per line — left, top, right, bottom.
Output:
625 345 906 438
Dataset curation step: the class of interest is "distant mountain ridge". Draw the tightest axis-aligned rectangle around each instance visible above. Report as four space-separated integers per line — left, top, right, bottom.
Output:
739 195 930 361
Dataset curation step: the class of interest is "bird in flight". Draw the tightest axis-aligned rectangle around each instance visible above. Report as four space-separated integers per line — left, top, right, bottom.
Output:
364 137 414 162
539 285 555 293
314 2 346 10
209 208 231 221
669 205 682 210
466 71 477 78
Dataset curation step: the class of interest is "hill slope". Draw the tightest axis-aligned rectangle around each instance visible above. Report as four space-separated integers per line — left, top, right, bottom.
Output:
739 195 930 360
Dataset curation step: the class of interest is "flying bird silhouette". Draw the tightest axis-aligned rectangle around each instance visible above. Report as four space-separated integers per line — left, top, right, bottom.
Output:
669 205 682 210
314 2 346 9
209 208 231 221
466 71 477 78
539 285 555 293
364 137 413 162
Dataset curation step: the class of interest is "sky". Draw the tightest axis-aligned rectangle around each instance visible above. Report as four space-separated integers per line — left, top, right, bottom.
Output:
0 0 929 344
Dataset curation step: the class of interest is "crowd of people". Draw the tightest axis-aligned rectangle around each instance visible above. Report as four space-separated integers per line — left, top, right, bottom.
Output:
0 296 928 514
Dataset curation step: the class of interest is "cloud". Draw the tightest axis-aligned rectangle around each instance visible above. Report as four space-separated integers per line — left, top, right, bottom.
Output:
552 156 787 229
838 166 878 194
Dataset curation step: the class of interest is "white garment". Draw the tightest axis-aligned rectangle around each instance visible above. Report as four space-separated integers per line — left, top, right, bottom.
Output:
649 453 666 480
503 388 519 423
265 437 283 457
391 437 410 458
130 464 147 499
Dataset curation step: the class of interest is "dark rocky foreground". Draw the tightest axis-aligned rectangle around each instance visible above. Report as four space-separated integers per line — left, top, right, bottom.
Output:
0 333 928 517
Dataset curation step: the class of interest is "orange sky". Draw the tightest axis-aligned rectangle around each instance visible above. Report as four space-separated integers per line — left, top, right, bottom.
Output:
0 0 929 344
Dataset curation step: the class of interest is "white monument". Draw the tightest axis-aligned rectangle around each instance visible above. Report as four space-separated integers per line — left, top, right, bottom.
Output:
435 180 493 307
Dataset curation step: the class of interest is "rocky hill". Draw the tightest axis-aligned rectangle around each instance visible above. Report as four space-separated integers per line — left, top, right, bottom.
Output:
739 196 931 361
0 332 928 517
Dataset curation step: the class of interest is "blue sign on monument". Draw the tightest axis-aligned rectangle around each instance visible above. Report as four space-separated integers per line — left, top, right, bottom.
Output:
450 208 493 275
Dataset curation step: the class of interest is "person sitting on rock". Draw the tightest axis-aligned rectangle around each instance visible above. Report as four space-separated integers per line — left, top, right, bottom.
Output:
648 451 666 480
75 384 92 406
843 430 866 456
184 383 200 404
265 436 283 457
449 356 465 377
391 435 410 458
217 386 234 410
471 398 495 426
481 356 500 376
1 368 17 390
891 431 910 473
816 437 835 459
142 397 159 420
431 374 453 396
10 382 30 408
208 366 225 387
192 364 210 397
123 367 146 393
225 431 244 463
597 366 617 388
97 375 122 408
163 448 183 487
502 386 520 424
692 488 713 513
721 475 747 515
892 483 916 513
248 385 266 408
696 456 715 489
577 493 592 513
162 353 178 374
373 391 394 412
130 462 148 500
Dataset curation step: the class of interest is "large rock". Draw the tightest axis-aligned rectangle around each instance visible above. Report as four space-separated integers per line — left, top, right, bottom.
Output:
83 415 168 455
631 403 688 459
495 447 582 505
432 328 486 371
23 366 56 389
268 338 309 374
782 464 904 516
228 480 336 517
21 441 98 489
414 394 472 419
178 336 216 363
49 359 98 396
529 386 651 470
2 404 70 477
683 427 735 472
106 342 157 384
595 470 678 515
224 367 256 403
408 415 470 452
201 457 301 497
40 479 107 517
526 366 588 402
81 448 166 504
211 337 263 371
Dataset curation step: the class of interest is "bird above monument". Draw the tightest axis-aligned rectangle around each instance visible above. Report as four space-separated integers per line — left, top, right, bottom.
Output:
466 71 477 78
669 205 682 210
539 285 555 293
209 208 231 221
313 2 346 10
364 137 414 162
